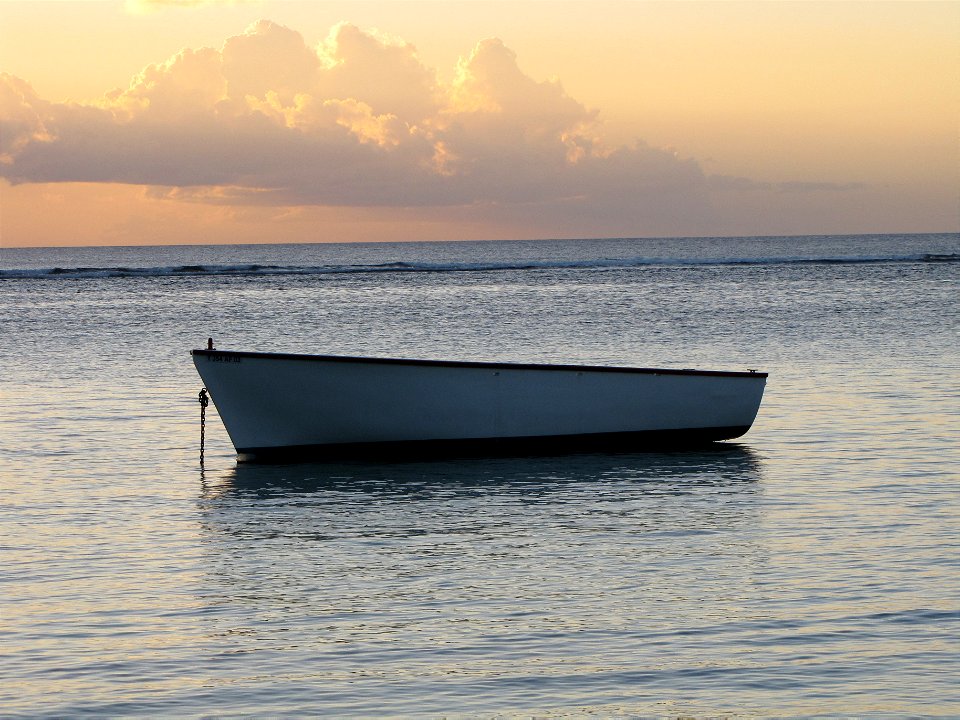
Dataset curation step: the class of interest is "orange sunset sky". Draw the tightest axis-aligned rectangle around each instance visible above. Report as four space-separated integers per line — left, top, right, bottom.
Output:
1 0 958 247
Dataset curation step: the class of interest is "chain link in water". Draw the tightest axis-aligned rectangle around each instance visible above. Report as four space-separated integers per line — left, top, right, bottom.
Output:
198 388 209 467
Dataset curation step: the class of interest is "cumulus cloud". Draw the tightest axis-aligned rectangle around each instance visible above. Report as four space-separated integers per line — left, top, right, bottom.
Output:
0 74 55 161
0 20 712 232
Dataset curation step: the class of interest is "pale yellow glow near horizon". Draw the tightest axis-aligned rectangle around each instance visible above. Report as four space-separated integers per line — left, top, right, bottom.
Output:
0 1 957 247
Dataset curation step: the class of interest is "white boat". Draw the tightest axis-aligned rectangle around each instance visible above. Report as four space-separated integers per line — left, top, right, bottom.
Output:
192 347 767 462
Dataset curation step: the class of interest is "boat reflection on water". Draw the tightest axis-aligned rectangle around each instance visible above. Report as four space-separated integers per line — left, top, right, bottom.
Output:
196 445 766 564
202 443 763 501
192 445 770 672
203 443 762 504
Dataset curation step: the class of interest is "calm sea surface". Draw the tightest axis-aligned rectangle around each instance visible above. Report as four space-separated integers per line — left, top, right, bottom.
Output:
2 234 958 716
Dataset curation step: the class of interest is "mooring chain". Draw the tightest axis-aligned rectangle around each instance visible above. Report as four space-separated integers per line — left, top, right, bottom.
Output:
198 387 209 467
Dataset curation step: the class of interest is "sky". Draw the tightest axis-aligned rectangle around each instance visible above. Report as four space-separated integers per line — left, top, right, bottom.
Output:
1 0 958 247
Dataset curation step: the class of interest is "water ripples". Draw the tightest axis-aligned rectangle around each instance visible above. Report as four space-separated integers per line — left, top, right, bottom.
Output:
2 235 958 715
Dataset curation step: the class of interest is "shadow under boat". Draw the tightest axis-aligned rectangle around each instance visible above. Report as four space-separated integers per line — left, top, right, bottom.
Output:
207 443 764 499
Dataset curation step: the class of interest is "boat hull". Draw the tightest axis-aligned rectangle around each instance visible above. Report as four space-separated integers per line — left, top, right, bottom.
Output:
192 350 767 462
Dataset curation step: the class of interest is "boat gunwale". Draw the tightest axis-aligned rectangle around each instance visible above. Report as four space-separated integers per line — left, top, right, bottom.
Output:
191 349 768 379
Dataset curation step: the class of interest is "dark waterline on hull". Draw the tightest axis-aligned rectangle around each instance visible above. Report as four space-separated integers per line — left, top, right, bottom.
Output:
236 426 755 463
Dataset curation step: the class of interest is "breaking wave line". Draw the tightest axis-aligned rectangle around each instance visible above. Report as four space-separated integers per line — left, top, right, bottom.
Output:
2 253 956 280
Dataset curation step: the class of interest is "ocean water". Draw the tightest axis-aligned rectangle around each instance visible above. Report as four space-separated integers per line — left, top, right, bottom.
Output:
1 233 958 716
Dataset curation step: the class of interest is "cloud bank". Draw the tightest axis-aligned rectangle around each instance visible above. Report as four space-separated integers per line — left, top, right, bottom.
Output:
0 20 713 234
